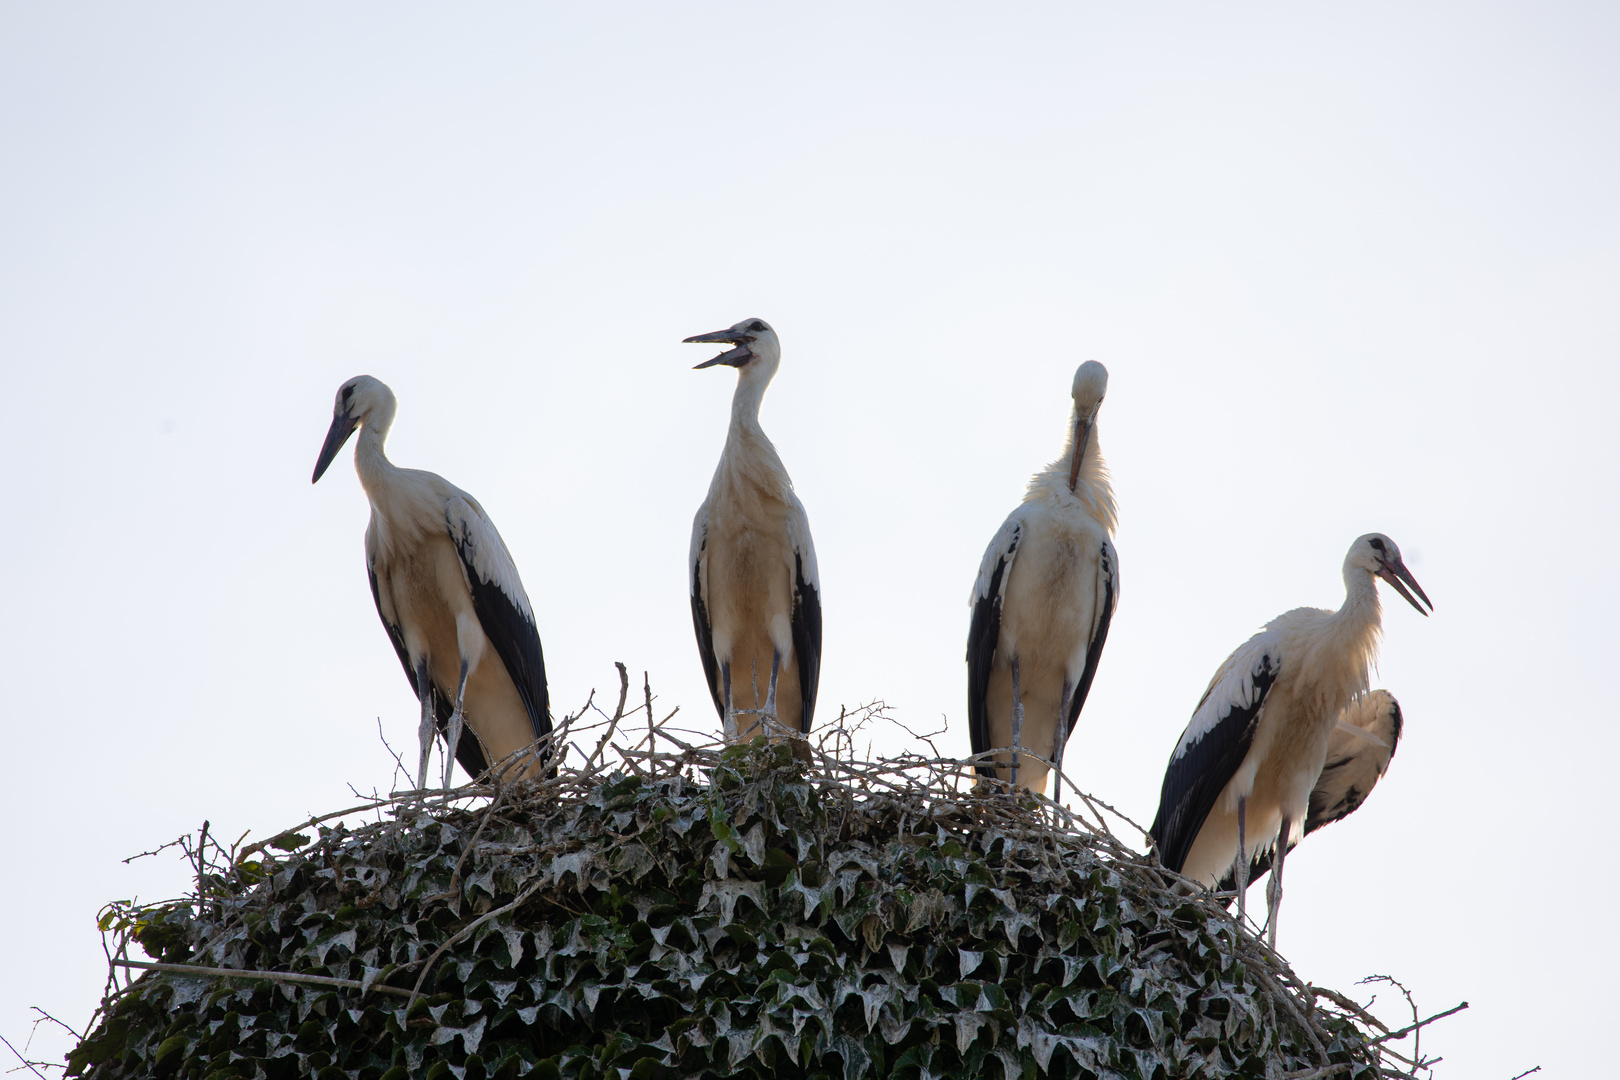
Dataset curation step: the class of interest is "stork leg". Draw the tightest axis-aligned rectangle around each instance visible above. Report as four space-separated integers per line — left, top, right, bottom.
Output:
1052 679 1074 804
1009 658 1024 790
1266 816 1291 950
414 660 435 793
721 661 735 740
764 649 781 730
1234 796 1250 927
443 658 470 790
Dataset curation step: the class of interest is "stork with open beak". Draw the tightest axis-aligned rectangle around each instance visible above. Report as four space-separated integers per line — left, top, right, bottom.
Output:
685 319 822 755
967 361 1119 801
312 376 552 790
1150 534 1431 947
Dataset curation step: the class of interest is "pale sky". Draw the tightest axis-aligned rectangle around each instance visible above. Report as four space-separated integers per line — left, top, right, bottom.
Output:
2 4 1616 1075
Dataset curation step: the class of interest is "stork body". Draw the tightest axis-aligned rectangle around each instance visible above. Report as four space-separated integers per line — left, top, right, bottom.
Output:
313 376 552 790
1150 535 1429 947
686 319 822 751
1231 690 1403 887
968 362 1118 799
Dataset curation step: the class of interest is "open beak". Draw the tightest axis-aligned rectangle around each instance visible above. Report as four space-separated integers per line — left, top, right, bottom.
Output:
311 411 360 484
683 328 755 369
1376 557 1433 616
1067 411 1094 492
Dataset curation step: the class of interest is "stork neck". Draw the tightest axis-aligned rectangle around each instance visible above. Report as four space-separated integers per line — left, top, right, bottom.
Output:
1028 408 1116 533
353 422 395 489
1331 566 1385 642
728 368 771 437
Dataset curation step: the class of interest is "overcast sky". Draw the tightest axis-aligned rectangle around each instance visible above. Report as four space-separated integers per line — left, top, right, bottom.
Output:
2 3 1615 1075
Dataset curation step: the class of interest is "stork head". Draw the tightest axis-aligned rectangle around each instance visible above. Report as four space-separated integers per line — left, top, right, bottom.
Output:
684 318 780 375
1347 533 1432 616
1067 361 1108 492
312 375 397 484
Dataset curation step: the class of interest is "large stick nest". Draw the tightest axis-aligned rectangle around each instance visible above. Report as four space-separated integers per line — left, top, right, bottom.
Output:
68 692 1428 1080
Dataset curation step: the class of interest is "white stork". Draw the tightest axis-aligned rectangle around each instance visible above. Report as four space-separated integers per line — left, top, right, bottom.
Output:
1150 535 1430 947
312 375 552 790
967 361 1118 800
684 319 822 755
1232 690 1403 888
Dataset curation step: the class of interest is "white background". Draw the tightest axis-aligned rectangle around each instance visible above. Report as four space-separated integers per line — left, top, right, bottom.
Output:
2 4 1614 1075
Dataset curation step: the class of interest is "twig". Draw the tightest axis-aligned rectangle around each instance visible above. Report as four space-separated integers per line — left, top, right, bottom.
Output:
1507 1068 1542 1080
1367 1001 1469 1046
110 959 411 999
0 1034 50 1079
644 670 655 752
28 1007 82 1043
1309 985 1389 1032
406 880 547 1009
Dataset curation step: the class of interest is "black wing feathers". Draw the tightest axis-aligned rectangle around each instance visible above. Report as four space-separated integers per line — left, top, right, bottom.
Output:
691 533 726 721
451 546 553 749
1150 654 1280 874
966 526 1019 779
791 552 822 733
1064 539 1117 749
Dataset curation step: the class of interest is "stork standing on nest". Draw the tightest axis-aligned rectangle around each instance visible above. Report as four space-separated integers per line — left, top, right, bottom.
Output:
967 361 1118 800
312 375 552 790
1232 690 1404 888
1150 535 1430 947
685 318 822 754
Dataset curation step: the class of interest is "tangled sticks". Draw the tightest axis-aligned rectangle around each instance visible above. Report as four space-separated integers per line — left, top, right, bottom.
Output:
72 691 1452 1079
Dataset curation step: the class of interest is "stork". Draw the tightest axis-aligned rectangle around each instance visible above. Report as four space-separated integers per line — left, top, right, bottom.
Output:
312 375 552 790
1230 690 1404 888
684 318 822 755
1149 534 1430 947
967 361 1118 800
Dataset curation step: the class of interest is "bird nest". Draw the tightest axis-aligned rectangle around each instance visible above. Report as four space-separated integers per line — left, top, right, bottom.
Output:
65 680 1449 1080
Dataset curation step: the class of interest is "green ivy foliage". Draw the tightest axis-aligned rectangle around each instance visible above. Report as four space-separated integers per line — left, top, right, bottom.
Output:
69 743 1381 1079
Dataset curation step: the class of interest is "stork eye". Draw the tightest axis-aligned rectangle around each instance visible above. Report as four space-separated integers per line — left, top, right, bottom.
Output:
342 386 354 402
1368 538 1385 552
747 320 766 333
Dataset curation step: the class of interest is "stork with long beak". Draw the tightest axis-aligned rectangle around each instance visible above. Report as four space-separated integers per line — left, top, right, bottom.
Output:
312 376 552 790
967 361 1119 800
685 318 822 754
1150 535 1431 947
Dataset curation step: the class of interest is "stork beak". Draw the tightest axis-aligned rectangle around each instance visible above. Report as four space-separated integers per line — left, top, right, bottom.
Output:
1376 557 1433 616
1067 411 1094 493
312 411 360 484
684 329 755 369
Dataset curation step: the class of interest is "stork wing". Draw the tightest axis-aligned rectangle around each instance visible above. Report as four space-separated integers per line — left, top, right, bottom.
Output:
689 506 725 720
366 532 485 776
1150 632 1283 874
1063 535 1119 750
966 513 1023 777
786 493 822 733
1309 689 1402 833
444 492 553 755
1226 690 1403 887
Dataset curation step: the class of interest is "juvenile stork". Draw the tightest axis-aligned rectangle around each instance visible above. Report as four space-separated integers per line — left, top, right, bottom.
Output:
1150 535 1430 947
684 318 822 755
1232 690 1403 887
967 361 1118 800
312 376 552 790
